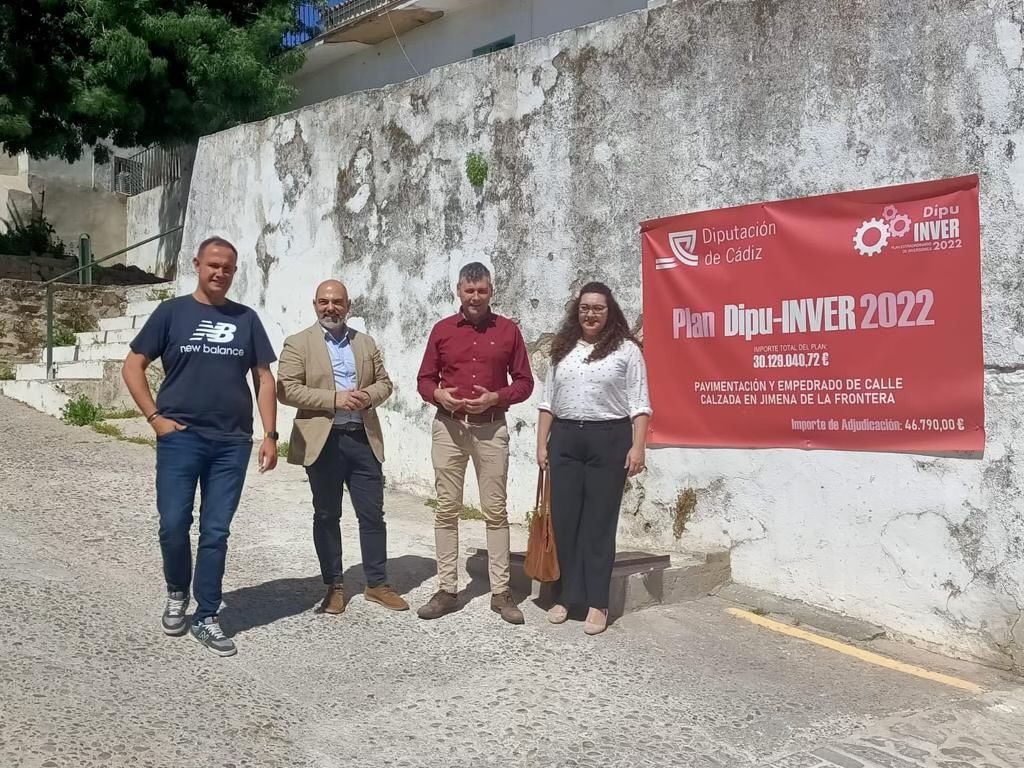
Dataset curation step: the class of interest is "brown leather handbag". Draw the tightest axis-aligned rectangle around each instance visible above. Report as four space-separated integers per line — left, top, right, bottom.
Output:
524 468 560 582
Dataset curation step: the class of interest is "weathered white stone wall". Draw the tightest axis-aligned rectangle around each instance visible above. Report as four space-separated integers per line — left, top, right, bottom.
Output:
178 0 1024 670
125 180 189 278
125 150 194 278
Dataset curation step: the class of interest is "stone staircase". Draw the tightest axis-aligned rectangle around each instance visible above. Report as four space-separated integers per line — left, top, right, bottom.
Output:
0 285 166 418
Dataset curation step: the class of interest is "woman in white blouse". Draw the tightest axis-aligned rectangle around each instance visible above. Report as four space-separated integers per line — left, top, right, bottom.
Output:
536 282 651 635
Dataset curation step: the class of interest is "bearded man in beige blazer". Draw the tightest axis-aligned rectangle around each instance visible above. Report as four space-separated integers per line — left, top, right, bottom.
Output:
277 280 408 615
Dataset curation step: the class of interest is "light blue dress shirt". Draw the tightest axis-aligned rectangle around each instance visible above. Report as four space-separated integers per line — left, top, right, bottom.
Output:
322 325 363 426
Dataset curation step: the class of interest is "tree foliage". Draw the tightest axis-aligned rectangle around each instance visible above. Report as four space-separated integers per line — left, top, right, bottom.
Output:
0 0 312 162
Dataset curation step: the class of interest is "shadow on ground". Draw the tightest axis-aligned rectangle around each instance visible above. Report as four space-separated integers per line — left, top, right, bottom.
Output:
221 554 436 634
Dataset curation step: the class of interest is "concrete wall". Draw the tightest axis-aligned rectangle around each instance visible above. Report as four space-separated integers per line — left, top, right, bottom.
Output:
0 254 84 283
0 153 31 223
123 148 194 278
293 0 648 106
20 177 127 263
28 153 114 194
0 254 168 288
178 0 1024 670
0 152 23 176
0 148 128 263
21 141 140 193
125 183 192 281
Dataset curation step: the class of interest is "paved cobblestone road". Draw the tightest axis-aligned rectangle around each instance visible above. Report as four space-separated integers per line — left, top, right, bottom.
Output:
1 395 1022 768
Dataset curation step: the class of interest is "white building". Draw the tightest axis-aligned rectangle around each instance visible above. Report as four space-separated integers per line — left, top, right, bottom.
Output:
291 0 649 106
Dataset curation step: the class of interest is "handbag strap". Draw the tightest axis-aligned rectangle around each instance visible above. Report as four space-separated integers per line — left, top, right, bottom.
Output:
543 467 552 512
535 467 552 517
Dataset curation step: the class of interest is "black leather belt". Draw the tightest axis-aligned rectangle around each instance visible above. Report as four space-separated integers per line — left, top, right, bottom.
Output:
332 422 365 432
554 417 631 428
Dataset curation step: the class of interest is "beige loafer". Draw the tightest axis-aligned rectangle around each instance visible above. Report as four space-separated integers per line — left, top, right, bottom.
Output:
583 608 608 635
547 604 569 624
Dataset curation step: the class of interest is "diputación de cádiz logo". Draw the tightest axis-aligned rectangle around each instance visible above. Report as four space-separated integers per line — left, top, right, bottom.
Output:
853 204 913 257
189 321 237 343
657 230 699 270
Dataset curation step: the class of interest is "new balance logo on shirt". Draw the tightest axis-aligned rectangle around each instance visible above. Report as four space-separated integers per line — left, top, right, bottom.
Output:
189 321 237 343
181 321 244 356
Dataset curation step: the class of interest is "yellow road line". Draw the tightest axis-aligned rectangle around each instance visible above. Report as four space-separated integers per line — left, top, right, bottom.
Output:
726 607 984 693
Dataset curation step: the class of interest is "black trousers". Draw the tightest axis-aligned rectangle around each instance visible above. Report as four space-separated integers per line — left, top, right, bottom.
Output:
305 427 388 588
548 418 632 609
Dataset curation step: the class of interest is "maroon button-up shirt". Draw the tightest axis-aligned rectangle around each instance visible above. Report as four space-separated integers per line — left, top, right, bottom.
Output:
417 311 534 414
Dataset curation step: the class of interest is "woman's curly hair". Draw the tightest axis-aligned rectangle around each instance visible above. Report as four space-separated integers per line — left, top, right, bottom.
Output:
550 281 640 366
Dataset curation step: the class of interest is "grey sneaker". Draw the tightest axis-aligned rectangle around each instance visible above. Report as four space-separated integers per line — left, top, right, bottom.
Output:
190 616 237 657
161 591 189 636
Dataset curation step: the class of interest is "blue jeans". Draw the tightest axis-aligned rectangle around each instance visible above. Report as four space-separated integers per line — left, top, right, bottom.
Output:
155 430 251 622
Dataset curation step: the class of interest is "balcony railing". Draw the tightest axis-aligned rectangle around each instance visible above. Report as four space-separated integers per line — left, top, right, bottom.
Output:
112 145 188 196
285 0 398 48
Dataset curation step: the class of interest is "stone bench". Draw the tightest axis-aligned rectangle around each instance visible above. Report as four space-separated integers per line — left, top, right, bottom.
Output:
466 547 730 619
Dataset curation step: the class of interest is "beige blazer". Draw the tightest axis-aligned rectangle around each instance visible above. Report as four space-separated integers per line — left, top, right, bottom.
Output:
276 323 392 466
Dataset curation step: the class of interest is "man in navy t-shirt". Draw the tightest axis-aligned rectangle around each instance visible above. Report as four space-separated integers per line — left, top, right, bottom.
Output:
122 236 279 657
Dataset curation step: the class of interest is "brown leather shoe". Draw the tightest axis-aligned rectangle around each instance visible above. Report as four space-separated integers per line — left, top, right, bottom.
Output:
364 584 409 611
317 585 345 615
490 590 524 625
416 589 458 620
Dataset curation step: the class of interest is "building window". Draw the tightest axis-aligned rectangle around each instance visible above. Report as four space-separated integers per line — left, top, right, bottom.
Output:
473 35 515 57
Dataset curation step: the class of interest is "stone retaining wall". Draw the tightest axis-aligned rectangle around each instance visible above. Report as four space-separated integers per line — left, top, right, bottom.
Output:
0 279 128 368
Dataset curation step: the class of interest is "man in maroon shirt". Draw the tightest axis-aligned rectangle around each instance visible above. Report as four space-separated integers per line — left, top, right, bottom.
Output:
415 262 534 623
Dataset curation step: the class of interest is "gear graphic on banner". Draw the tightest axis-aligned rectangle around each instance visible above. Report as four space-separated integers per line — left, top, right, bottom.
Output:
853 218 890 257
889 213 912 237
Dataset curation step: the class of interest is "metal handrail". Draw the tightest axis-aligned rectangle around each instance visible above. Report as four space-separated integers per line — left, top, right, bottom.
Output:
43 225 184 378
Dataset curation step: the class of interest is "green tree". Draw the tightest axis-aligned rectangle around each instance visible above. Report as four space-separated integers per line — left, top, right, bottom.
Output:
0 0 314 162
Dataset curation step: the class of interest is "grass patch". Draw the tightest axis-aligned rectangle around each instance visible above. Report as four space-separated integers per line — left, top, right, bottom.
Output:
61 394 103 426
424 497 486 521
64 399 150 433
0 363 14 381
101 406 140 420
146 287 174 301
92 422 124 438
277 440 289 458
459 505 485 521
90 420 155 448
465 152 488 189
52 325 77 347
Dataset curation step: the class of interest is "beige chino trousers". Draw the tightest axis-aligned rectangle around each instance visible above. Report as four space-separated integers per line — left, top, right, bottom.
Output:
430 414 510 594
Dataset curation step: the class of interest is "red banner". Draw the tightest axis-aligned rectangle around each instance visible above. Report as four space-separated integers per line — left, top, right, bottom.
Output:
641 175 984 452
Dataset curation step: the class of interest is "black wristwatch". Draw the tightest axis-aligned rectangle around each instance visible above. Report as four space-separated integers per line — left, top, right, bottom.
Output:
265 431 280 441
